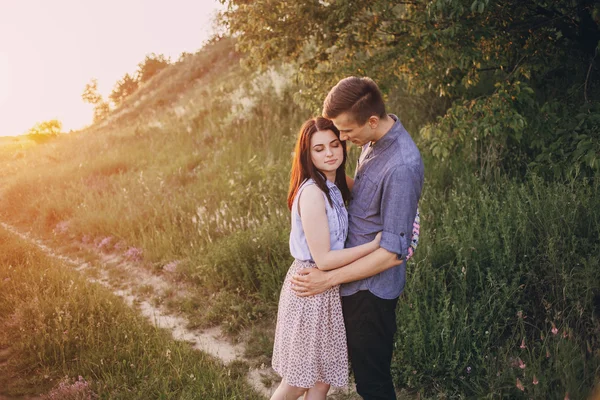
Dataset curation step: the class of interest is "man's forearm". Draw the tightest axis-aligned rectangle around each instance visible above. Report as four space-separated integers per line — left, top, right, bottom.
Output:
328 247 403 286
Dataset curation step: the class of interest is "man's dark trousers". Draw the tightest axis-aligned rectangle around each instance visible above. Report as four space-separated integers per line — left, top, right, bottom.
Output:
342 290 399 400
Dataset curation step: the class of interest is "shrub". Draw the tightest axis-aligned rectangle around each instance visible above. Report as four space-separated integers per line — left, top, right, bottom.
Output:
393 174 600 398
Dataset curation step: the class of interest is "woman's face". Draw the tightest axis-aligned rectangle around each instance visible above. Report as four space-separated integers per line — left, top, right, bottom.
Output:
310 129 344 178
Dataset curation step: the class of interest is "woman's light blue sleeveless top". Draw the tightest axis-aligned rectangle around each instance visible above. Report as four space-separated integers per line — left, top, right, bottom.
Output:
289 178 348 261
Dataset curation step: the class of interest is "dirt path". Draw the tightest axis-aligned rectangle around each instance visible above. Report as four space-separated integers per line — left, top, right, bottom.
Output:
0 222 360 399
0 222 278 398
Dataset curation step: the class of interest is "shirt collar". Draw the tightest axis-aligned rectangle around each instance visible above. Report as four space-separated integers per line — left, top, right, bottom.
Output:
370 114 401 156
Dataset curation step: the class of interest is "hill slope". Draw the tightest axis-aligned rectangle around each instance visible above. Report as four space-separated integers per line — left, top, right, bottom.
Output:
0 35 599 399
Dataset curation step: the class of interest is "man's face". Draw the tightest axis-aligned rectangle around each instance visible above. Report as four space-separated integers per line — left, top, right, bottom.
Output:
330 112 373 147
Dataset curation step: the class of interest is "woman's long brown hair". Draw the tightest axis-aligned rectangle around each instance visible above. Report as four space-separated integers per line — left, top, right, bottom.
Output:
287 117 350 210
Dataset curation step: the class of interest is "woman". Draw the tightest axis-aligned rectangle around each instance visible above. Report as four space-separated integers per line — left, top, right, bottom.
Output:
270 117 381 400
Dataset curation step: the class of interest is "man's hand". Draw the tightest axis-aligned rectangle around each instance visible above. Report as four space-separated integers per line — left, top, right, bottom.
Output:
291 268 333 297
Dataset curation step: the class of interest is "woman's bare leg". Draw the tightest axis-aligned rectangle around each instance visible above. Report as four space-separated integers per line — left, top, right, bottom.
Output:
303 382 330 400
270 378 307 400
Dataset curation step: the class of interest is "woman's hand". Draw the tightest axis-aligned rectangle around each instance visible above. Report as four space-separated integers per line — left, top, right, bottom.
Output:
372 231 382 248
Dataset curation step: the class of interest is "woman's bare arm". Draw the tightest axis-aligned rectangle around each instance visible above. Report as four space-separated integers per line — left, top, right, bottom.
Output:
299 184 378 271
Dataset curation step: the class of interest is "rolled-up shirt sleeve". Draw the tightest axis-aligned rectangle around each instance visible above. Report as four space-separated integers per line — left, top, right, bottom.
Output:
379 166 421 259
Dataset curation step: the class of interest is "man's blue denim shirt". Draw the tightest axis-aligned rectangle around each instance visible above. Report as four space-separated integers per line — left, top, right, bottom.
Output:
341 114 424 300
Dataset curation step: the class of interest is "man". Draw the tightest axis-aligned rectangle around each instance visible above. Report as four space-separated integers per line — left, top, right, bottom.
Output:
291 76 424 399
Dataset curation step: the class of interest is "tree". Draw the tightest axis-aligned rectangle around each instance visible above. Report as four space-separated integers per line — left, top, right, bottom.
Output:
219 0 600 177
136 53 171 84
219 0 598 100
27 119 62 136
26 119 63 143
81 78 111 123
92 101 111 124
109 73 139 107
178 51 193 63
81 78 102 105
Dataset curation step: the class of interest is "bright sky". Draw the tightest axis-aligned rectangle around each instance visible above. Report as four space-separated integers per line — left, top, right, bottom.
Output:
0 0 225 136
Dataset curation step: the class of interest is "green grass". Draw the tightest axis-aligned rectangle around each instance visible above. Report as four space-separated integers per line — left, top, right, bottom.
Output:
0 228 261 399
0 37 598 399
0 41 305 333
393 172 600 398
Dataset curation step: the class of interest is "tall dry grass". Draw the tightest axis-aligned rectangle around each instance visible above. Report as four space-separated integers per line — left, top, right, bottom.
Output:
0 37 598 398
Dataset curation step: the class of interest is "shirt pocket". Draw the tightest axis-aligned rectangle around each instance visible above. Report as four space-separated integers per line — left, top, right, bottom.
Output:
352 174 377 213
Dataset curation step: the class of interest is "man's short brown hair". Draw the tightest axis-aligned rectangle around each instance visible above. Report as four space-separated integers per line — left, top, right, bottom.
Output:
322 77 386 125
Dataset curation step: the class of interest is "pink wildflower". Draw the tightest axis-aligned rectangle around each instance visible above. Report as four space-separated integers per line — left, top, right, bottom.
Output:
163 261 179 273
520 338 526 349
516 378 525 391
97 236 113 251
45 375 94 399
124 247 143 262
551 322 558 335
533 375 539 385
564 392 570 400
406 247 414 260
518 358 526 369
54 221 70 235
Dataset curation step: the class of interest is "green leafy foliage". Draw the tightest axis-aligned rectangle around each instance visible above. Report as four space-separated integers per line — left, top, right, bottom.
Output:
109 73 139 107
395 172 600 398
220 0 599 178
81 78 111 123
220 0 598 100
25 119 63 144
136 53 170 84
421 80 533 178
26 119 63 136
527 102 600 179
81 78 102 105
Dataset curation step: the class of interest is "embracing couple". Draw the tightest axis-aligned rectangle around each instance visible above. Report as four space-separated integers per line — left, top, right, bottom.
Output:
270 77 424 400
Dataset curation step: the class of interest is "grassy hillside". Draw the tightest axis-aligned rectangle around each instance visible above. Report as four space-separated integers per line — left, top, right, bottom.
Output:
1 37 598 399
0 135 36 153
0 38 299 300
0 228 261 399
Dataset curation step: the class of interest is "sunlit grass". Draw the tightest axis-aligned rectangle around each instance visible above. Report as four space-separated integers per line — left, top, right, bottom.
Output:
0 37 598 399
0 135 36 158
0 228 261 399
